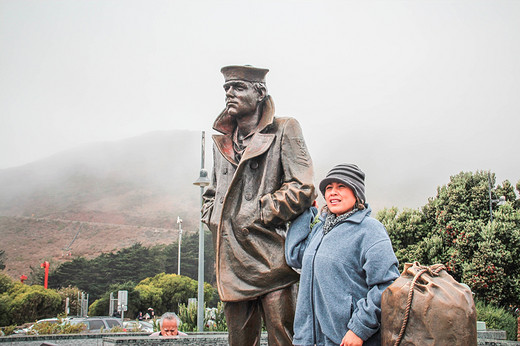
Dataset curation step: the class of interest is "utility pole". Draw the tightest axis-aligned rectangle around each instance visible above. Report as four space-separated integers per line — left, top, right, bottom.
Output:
193 131 210 332
177 216 183 275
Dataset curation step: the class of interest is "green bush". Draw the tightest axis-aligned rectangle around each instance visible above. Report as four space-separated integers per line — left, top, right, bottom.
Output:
1 325 16 336
4 283 62 326
28 318 86 335
0 273 13 295
178 301 198 332
56 286 81 317
207 301 227 332
476 300 518 341
88 281 140 317
0 293 13 326
107 325 125 333
378 171 520 309
135 273 216 315
151 317 160 332
177 301 227 332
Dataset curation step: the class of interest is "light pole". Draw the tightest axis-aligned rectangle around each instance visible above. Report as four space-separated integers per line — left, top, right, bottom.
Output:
177 216 182 275
488 171 506 222
193 131 210 332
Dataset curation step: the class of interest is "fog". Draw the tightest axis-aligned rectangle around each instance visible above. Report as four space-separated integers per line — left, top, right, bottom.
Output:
1 0 519 210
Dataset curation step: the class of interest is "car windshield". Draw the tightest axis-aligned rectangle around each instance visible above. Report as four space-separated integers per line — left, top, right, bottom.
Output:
106 320 120 328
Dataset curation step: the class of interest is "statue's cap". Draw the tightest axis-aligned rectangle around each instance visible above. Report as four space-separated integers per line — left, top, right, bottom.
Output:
221 65 269 83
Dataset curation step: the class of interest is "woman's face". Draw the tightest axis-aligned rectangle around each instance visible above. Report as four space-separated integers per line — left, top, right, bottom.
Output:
325 182 357 215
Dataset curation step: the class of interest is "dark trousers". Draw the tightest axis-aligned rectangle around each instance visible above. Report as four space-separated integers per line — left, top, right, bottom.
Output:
224 284 297 346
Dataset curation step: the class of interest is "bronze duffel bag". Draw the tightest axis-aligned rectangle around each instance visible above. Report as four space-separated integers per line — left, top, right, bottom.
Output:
381 262 477 346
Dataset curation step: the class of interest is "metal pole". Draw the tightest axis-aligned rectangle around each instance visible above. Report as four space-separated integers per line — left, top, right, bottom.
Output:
177 217 182 275
109 293 114 316
197 131 206 332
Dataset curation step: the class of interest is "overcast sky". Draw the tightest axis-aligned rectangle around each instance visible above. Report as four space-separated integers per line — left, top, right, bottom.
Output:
1 0 519 210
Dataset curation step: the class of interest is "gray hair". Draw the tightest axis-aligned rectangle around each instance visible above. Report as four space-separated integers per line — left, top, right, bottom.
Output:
160 312 182 327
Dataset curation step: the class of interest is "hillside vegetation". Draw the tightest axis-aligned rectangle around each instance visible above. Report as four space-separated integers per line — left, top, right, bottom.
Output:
0 130 206 279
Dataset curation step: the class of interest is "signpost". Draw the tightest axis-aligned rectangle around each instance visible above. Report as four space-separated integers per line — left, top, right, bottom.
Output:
65 297 70 316
118 290 128 324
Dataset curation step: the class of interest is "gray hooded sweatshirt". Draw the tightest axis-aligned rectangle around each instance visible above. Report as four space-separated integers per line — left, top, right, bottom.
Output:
285 206 399 346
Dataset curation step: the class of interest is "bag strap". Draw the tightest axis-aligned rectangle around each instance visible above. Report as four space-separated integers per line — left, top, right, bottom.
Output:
394 262 446 346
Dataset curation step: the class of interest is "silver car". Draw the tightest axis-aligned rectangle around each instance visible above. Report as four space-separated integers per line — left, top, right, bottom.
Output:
69 317 122 333
123 320 153 332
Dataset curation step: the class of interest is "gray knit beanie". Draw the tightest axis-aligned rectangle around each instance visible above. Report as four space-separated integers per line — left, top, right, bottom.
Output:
319 163 366 203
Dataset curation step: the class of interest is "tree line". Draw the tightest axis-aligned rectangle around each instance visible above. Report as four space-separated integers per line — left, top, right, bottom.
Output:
378 171 520 310
46 230 215 302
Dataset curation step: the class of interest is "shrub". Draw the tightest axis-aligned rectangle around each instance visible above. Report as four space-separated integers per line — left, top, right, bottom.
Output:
8 284 62 325
379 172 520 309
177 301 227 332
151 317 160 332
178 301 198 332
88 281 140 317
1 325 16 336
135 273 216 315
0 293 13 326
108 325 125 333
0 273 13 295
207 301 227 332
56 286 81 317
476 300 517 341
28 318 86 335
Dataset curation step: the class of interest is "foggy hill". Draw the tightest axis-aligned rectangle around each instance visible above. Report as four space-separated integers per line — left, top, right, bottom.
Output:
0 130 205 228
0 130 208 278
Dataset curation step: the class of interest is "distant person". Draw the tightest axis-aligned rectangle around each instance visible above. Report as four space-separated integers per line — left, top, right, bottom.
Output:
149 312 187 337
138 311 143 321
285 163 400 345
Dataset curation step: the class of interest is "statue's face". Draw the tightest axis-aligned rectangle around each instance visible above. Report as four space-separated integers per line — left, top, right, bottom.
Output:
223 80 261 118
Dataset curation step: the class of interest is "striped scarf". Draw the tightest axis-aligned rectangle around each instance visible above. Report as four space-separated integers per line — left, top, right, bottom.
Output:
322 208 359 235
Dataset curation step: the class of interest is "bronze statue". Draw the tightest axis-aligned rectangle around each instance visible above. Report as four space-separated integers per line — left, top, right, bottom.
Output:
202 65 316 346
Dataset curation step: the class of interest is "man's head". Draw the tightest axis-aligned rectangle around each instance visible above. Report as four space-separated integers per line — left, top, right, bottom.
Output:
221 65 269 118
159 312 182 336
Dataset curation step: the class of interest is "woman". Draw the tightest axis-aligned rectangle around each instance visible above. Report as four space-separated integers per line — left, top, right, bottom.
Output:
286 163 399 346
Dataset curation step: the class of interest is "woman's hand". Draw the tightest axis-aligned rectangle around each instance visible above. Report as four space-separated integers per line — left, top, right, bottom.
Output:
340 330 363 346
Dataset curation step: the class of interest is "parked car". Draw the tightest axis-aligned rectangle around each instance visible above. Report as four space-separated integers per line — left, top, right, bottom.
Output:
68 317 122 333
123 320 153 333
17 318 63 335
15 316 83 335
